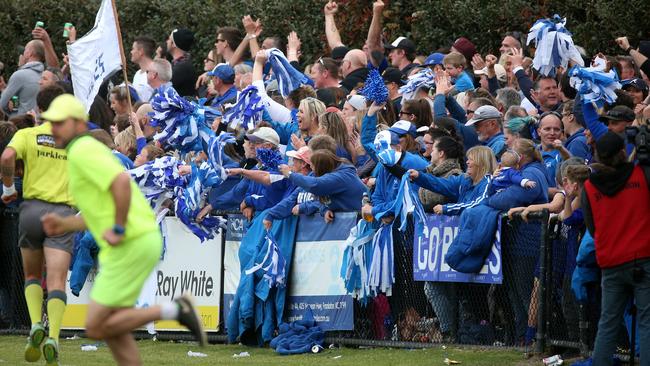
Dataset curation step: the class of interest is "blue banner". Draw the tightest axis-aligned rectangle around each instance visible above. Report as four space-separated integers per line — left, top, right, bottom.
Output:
413 214 502 284
222 214 246 321
286 212 357 331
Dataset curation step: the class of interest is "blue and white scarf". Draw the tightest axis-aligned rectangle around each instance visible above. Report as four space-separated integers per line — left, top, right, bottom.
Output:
341 219 377 304
222 85 266 131
398 68 434 102
244 229 287 288
265 48 313 98
569 57 621 106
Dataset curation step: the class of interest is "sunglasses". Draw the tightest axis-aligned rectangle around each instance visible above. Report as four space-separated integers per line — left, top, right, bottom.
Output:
204 57 214 63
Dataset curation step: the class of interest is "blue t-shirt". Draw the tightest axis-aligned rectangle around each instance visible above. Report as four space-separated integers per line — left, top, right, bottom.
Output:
453 71 474 92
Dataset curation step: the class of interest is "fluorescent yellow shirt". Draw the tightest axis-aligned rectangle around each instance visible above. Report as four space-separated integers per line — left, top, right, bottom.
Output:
7 122 73 205
66 135 158 255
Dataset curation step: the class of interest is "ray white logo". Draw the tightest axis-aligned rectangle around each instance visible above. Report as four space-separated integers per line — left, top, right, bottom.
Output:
156 270 214 299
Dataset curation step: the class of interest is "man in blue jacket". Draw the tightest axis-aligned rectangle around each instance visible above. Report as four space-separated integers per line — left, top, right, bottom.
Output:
465 105 506 159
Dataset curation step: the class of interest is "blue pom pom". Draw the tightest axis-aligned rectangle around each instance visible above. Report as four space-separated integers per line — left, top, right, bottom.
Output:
256 148 284 171
360 68 389 104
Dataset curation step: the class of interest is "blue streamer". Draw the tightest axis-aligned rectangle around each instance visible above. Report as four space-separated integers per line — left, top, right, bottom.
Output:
367 223 394 296
526 14 583 76
222 85 266 131
266 48 313 98
569 58 621 106
359 68 389 104
256 148 284 171
129 156 188 213
244 229 287 288
341 219 376 305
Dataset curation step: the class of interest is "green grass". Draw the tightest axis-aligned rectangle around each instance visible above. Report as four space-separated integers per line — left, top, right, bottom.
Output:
0 335 532 365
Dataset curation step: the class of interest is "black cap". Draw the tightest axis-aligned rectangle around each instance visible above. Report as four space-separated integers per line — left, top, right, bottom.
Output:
382 67 407 86
622 78 649 93
600 105 635 123
171 28 194 52
385 36 416 54
331 46 350 61
595 131 625 160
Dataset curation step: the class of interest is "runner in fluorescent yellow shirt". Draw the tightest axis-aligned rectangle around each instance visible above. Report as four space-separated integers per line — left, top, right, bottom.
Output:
40 94 205 365
1 109 76 364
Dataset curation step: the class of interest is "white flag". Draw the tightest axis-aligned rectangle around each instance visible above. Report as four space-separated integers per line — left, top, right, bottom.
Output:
67 0 122 112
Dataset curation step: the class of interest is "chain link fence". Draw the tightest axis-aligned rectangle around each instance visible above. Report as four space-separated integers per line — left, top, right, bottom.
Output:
0 206 631 358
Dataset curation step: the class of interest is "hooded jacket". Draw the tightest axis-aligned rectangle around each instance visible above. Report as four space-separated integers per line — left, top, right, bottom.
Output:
0 61 44 116
487 161 549 210
414 172 491 216
372 152 429 218
582 164 650 268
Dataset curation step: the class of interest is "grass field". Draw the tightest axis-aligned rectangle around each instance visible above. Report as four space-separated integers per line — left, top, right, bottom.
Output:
0 335 538 365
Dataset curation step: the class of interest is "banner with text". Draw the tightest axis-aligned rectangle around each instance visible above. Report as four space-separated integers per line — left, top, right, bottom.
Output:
286 212 357 331
62 217 223 332
413 214 502 284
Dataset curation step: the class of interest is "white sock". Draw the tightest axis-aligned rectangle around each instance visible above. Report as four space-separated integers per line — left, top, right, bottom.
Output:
160 302 179 320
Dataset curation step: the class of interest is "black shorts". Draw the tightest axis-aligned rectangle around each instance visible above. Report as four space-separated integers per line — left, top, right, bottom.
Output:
18 199 77 254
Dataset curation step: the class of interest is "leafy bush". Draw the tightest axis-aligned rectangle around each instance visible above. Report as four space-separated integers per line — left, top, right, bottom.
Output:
1 0 648 77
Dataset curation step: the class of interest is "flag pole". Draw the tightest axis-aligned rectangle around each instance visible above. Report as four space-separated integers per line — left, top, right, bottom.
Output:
109 0 133 113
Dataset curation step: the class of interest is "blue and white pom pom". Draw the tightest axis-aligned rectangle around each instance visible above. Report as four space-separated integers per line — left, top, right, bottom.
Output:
265 48 313 98
130 156 188 211
222 85 266 131
569 57 621 106
174 162 226 242
526 14 584 76
150 87 217 155
360 68 389 104
398 68 434 101
256 148 284 171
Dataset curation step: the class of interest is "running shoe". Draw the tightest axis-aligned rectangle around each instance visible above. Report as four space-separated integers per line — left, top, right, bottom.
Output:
24 323 46 362
175 293 207 346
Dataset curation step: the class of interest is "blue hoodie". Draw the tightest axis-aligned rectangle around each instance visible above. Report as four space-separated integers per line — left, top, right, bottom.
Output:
372 152 429 218
288 163 366 213
484 132 506 158
540 148 561 187
413 173 492 215
486 161 549 210
564 128 592 162
265 174 324 221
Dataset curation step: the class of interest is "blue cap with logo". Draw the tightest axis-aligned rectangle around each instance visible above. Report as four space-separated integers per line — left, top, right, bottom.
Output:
208 63 235 84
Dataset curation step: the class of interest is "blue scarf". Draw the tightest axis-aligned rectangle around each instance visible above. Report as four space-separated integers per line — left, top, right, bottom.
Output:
266 48 313 98
222 85 266 131
244 230 287 288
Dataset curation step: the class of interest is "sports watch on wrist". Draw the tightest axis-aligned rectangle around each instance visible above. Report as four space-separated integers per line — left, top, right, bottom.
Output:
112 224 126 235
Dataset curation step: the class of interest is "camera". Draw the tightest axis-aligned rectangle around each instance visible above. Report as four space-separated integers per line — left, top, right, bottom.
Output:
625 123 650 165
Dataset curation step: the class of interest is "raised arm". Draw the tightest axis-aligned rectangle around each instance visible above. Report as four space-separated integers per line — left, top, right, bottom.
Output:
366 1 384 52
32 27 60 68
252 51 293 123
243 15 262 62
324 1 344 49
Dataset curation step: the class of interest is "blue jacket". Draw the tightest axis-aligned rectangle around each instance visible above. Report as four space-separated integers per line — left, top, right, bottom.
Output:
69 231 98 296
540 148 561 187
564 128 592 162
288 164 366 213
485 132 506 158
445 204 500 273
265 175 323 221
414 173 492 215
216 166 292 212
487 161 549 210
372 152 429 218
361 114 380 162
432 94 480 150
113 151 133 169
453 71 475 93
210 86 238 109
490 167 524 194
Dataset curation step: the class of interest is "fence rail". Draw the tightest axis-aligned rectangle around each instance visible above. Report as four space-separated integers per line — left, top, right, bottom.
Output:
0 205 618 358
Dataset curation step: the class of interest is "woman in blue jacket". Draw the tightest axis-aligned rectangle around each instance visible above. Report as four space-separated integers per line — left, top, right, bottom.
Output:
279 149 367 219
409 145 496 216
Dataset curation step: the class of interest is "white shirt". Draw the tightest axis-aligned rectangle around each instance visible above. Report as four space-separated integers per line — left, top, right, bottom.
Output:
133 69 153 102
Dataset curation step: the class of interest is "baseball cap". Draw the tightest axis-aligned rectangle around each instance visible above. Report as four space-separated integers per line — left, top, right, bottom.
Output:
622 78 649 93
331 46 350 61
452 37 476 61
595 131 625 160
600 105 635 123
207 63 235 84
374 130 400 151
422 52 445 67
382 67 407 86
465 105 502 126
171 28 194 52
385 36 416 54
41 94 88 122
346 95 367 111
389 120 417 137
246 127 280 146
286 146 312 166
474 64 507 82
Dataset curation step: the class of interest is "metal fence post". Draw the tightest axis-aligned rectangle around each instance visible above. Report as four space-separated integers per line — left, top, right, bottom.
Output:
535 210 550 354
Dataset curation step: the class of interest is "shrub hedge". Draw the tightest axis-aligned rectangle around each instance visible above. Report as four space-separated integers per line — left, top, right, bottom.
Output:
0 0 648 77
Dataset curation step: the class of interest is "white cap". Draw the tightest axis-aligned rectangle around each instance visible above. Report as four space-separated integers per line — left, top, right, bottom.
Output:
474 63 507 82
246 127 280 146
346 95 367 111
465 105 502 126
